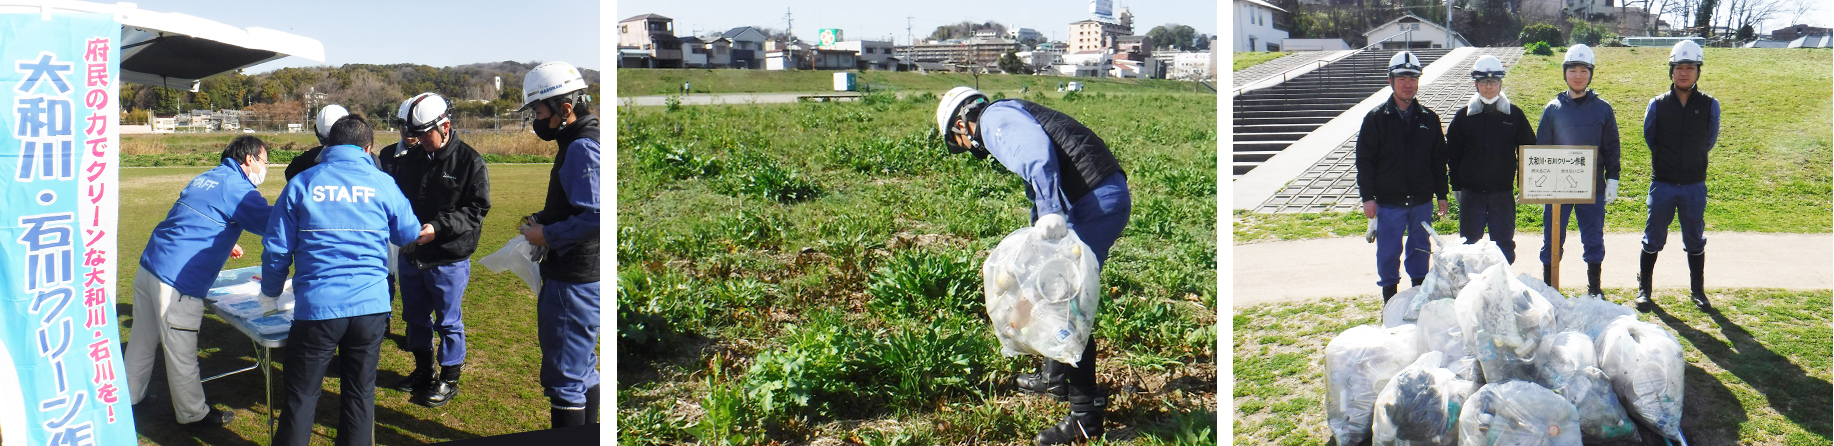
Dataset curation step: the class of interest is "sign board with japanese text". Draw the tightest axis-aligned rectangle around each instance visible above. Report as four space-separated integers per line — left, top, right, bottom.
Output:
0 11 133 446
1518 145 1599 205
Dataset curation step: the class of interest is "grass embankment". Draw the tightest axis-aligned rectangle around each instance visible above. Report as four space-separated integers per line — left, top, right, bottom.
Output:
1232 52 1293 72
1234 48 1832 244
1233 289 1832 445
616 91 1217 444
122 130 558 167
120 164 573 444
616 68 1208 97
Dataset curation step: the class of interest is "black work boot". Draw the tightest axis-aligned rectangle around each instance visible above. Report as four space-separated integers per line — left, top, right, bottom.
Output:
1543 263 1554 287
1689 252 1711 310
1409 277 1424 288
420 363 463 407
391 349 435 393
1635 251 1658 311
1586 262 1603 298
1035 394 1106 445
583 385 600 424
1015 361 1069 401
180 407 236 429
1381 284 1398 303
550 407 586 428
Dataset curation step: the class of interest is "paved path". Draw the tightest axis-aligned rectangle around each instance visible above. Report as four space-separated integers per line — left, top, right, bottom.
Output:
1232 232 1832 307
1231 50 1349 90
619 92 831 106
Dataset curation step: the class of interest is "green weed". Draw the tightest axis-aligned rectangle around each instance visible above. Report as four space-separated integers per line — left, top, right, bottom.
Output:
867 249 984 320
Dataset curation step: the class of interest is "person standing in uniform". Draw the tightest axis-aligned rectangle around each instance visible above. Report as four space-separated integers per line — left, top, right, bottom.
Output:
1357 51 1450 301
1537 44 1622 297
124 136 273 429
1636 40 1719 311
385 92 492 408
1446 55 1536 264
283 105 349 182
935 86 1132 445
517 62 603 428
263 115 422 446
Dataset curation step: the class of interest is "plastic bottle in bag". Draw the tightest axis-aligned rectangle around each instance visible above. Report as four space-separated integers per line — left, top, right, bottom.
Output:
1456 381 1583 446
1466 264 1556 383
1596 316 1687 444
1326 324 1426 445
1535 332 1639 442
1559 293 1638 339
1373 352 1461 446
1418 299 1480 382
1384 287 1423 328
983 226 1102 365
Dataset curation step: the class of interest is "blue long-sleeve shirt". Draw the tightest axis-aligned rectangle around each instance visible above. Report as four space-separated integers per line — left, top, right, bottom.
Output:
262 145 421 320
140 158 272 297
541 137 600 254
1537 90 1622 192
978 101 1067 217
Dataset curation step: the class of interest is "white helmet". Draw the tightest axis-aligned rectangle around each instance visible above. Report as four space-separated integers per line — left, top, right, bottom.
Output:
1470 55 1506 80
1669 40 1704 66
315 104 349 140
1387 51 1423 77
401 92 450 134
1563 44 1596 70
934 86 988 137
520 61 588 112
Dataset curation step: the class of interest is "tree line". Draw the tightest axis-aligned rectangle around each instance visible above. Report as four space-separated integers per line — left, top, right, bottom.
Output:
120 61 603 122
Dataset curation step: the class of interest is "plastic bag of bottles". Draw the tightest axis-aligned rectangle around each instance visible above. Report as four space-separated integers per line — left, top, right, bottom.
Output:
1558 293 1638 339
1384 287 1423 328
1373 352 1465 446
1535 331 1639 442
1596 316 1687 444
983 226 1102 365
1419 298 1480 382
1326 324 1426 445
1463 264 1555 383
1455 381 1583 446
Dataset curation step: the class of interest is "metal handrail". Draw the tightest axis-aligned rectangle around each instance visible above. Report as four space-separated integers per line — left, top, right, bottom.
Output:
1231 29 1420 96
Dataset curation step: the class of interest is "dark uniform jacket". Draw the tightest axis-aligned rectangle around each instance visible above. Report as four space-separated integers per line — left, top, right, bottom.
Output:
1357 96 1449 206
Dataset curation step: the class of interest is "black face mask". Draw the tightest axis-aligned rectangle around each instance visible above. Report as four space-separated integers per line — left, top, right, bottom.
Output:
533 116 563 141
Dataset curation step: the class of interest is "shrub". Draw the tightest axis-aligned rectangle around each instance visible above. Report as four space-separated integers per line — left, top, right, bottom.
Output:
1520 23 1564 47
1526 41 1554 56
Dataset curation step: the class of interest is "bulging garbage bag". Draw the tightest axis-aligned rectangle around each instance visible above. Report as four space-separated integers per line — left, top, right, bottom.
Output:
1596 316 1686 443
1419 299 1480 381
982 226 1102 365
1465 264 1555 383
1327 324 1428 445
1416 222 1509 310
1384 287 1423 328
1559 293 1639 339
1456 381 1583 446
1535 332 1639 442
1374 352 1461 446
480 234 542 295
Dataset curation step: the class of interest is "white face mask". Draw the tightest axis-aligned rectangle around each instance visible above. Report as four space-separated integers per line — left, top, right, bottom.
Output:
248 161 267 186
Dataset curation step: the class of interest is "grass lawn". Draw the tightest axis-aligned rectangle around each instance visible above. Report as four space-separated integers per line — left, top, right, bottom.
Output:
1233 288 1832 445
1233 48 1832 244
121 131 559 167
1232 52 1292 72
617 91 1217 444
118 163 576 445
617 69 1208 97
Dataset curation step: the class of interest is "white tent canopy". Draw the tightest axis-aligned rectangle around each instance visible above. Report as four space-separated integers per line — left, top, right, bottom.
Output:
0 1 325 91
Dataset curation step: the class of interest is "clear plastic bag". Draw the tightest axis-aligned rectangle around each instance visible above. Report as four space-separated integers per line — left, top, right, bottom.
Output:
480 234 543 296
1456 381 1583 445
1384 287 1422 328
1415 223 1508 313
1373 352 1461 446
1326 324 1426 445
1559 293 1638 339
983 226 1102 365
1465 264 1555 383
1596 317 1687 444
1419 299 1480 382
1535 332 1639 442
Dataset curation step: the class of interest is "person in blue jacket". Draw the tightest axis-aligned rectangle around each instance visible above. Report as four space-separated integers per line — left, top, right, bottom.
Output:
262 115 422 446
1538 44 1622 298
516 61 603 428
936 86 1131 445
123 135 272 429
1636 40 1720 311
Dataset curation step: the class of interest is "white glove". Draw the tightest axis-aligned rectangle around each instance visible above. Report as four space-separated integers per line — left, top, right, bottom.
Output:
258 293 279 316
1035 213 1068 240
1365 216 1379 243
1605 179 1619 205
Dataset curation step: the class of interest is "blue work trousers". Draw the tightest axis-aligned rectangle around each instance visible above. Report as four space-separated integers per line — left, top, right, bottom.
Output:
539 279 601 408
1642 181 1708 255
1375 203 1434 287
398 259 469 366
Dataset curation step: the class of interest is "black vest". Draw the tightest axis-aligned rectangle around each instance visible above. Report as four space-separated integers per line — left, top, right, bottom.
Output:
537 114 601 282
1009 100 1124 203
1648 88 1716 185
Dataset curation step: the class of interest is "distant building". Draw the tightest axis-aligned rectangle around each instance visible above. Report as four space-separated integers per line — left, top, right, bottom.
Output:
618 14 681 68
1007 27 1043 44
723 26 771 69
1115 35 1154 60
1773 24 1832 41
681 36 732 69
1069 7 1133 53
897 36 1021 70
831 40 899 70
1363 13 1469 49
1281 38 1350 51
1056 51 1112 77
1234 0 1288 51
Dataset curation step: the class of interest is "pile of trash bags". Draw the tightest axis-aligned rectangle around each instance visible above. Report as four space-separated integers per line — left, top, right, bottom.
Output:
981 226 1102 365
1329 223 1688 445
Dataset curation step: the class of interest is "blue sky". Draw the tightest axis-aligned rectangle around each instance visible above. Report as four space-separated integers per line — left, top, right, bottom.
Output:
123 0 602 73
613 0 1218 45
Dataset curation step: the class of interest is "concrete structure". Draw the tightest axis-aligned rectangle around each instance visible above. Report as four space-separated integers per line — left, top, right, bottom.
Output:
897 36 1021 69
1623 36 1706 47
1018 50 1059 72
1773 24 1832 41
1363 13 1470 49
1160 51 1216 81
831 40 898 70
1069 14 1132 53
681 36 733 68
1008 27 1043 44
723 26 770 69
1111 58 1161 79
1056 50 1111 77
618 14 681 68
1281 38 1351 51
1115 35 1154 58
1235 0 1289 51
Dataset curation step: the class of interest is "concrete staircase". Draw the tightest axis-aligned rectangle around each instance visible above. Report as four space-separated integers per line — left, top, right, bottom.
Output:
1232 48 1451 177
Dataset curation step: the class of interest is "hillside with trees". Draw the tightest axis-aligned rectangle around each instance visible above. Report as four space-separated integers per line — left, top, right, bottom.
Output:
120 61 602 125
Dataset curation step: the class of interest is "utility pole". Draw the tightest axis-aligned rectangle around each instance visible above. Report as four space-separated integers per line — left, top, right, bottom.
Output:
785 8 794 42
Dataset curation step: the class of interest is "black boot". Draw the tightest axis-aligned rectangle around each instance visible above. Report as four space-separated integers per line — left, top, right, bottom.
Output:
1543 262 1554 287
1586 262 1603 297
1035 394 1105 445
583 385 600 424
420 363 462 408
1015 361 1069 401
1635 251 1658 311
391 349 434 392
1409 277 1424 288
1689 252 1711 310
550 407 586 429
1381 284 1398 302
